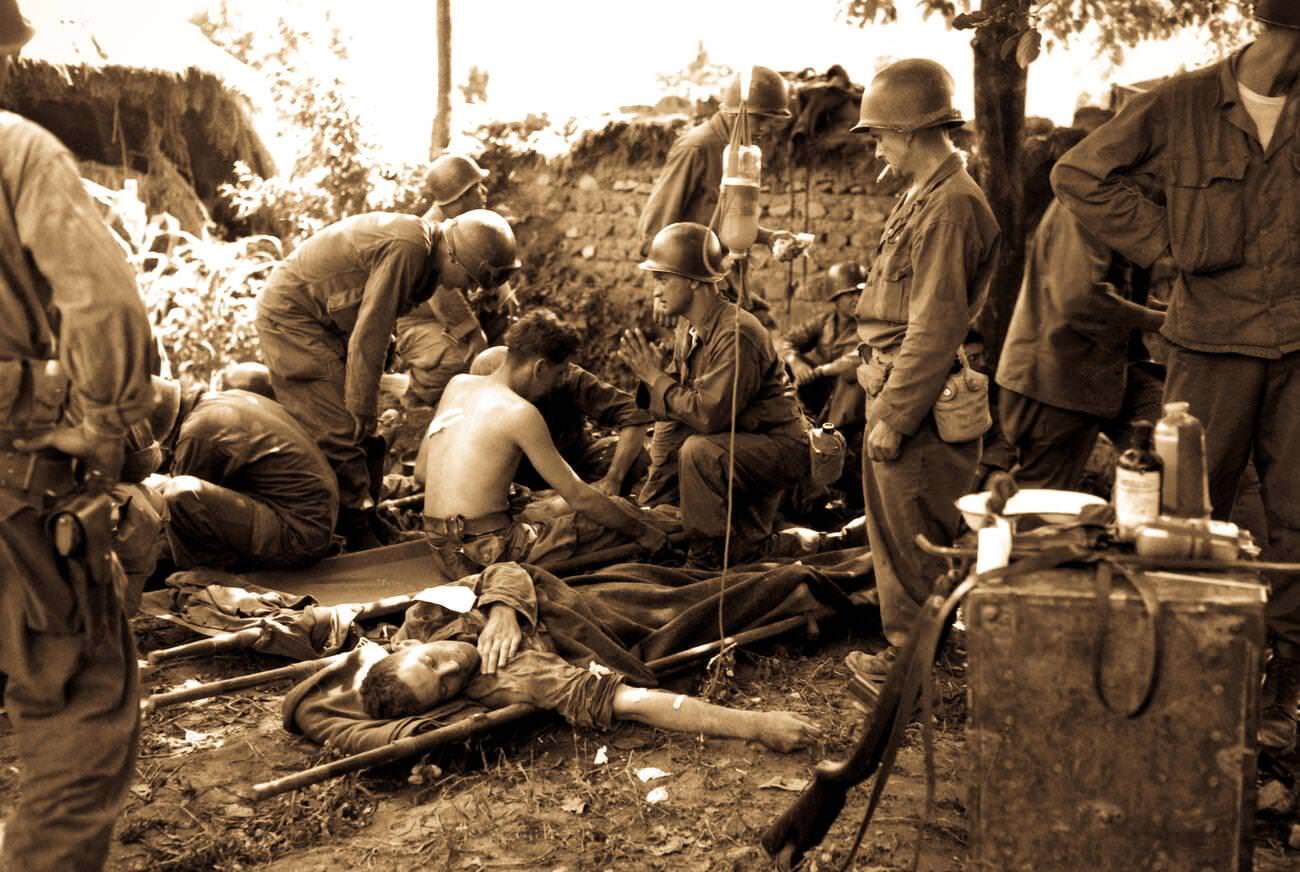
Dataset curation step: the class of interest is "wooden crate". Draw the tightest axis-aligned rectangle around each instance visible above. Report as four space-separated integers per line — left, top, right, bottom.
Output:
966 568 1267 872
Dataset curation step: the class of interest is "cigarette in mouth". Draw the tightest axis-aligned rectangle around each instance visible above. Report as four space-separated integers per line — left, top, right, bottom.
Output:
876 165 892 183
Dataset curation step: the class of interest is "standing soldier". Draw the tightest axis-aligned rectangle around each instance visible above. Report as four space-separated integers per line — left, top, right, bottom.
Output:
0 2 155 868
397 153 512 408
638 65 801 324
1052 0 1300 751
256 208 520 549
847 60 1000 683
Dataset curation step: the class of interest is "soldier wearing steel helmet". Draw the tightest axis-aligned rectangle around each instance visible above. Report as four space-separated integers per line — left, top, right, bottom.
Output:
620 222 808 567
396 153 514 410
1053 0 1300 753
638 66 802 326
845 59 999 686
0 1 156 867
778 261 869 429
256 208 520 550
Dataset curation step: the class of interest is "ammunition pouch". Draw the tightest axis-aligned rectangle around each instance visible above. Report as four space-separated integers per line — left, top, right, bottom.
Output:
0 357 76 504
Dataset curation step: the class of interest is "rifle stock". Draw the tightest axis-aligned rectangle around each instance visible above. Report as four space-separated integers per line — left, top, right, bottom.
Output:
760 623 921 867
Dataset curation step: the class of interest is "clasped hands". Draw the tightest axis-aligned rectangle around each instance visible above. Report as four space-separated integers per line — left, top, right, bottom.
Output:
618 328 666 385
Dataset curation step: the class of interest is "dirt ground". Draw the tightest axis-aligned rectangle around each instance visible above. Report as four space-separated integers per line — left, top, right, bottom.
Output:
3 610 1299 871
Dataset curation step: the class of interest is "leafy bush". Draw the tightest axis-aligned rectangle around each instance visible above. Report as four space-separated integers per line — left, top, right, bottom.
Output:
87 179 281 386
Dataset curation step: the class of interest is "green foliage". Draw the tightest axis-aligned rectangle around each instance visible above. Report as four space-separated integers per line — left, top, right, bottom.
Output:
195 5 428 247
86 179 281 386
838 0 1254 66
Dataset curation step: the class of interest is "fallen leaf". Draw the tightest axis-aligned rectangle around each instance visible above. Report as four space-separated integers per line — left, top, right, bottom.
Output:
648 835 688 856
593 745 608 765
560 796 587 815
636 766 670 782
645 787 669 804
758 775 809 793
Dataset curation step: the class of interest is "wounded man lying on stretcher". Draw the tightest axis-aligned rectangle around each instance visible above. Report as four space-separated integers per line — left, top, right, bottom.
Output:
283 562 821 755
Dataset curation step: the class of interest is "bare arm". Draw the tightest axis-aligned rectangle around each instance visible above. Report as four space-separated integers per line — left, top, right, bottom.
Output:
613 686 821 753
510 405 664 550
594 424 646 496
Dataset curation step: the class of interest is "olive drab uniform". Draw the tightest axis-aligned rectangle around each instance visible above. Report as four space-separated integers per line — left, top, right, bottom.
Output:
1052 47 1300 646
855 153 999 645
256 213 456 512
161 389 340 571
394 202 494 408
0 111 154 870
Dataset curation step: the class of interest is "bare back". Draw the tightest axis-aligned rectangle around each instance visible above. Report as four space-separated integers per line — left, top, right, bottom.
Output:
421 373 532 519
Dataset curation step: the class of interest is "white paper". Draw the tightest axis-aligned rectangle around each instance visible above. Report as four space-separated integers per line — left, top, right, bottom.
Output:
636 767 670 782
645 787 669 804
412 585 477 613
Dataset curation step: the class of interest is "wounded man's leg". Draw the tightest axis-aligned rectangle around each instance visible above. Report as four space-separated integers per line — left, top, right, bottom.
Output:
611 684 821 752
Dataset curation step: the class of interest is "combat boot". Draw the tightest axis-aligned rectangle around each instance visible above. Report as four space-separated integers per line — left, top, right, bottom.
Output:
1259 639 1300 754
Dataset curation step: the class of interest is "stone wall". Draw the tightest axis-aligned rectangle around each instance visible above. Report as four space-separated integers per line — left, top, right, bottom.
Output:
481 117 902 377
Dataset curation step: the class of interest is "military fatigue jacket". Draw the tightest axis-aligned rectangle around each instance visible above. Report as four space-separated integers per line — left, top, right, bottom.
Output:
537 363 654 457
1052 48 1300 357
996 200 1163 418
0 112 151 445
855 153 999 436
259 213 475 416
641 298 805 439
779 310 860 373
637 114 729 256
172 389 340 548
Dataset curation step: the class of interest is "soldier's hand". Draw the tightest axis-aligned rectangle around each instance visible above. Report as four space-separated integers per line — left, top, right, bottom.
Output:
789 359 816 385
592 476 622 498
478 604 522 675
866 418 903 463
14 423 125 484
619 328 665 384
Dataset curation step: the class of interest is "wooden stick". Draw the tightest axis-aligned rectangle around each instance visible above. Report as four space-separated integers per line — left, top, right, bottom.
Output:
146 626 267 665
377 492 425 511
250 703 539 800
644 610 826 674
142 654 345 714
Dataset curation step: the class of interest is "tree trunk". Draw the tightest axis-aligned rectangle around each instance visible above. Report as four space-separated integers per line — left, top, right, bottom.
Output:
430 0 452 158
969 0 1028 374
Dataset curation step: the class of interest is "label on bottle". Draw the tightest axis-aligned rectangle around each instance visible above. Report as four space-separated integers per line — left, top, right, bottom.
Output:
1114 468 1161 538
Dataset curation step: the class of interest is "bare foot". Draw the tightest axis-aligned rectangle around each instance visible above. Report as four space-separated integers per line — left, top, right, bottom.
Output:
756 711 822 752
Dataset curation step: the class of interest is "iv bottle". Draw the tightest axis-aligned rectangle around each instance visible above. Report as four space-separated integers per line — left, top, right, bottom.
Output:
1153 401 1211 518
809 422 846 487
1113 420 1162 540
717 144 761 253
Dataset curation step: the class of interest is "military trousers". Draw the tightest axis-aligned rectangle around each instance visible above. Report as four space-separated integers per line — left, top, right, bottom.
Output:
393 313 479 408
1164 346 1300 645
0 504 140 871
998 362 1165 490
161 475 332 572
255 313 371 511
641 421 806 549
863 411 980 646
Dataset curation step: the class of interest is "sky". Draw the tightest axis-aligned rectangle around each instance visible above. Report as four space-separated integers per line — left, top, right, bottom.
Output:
36 0 1233 164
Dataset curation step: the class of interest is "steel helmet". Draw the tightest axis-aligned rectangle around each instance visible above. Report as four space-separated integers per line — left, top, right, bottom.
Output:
0 0 33 54
852 59 963 134
721 66 792 119
444 209 521 290
825 262 868 301
639 222 727 284
148 377 183 444
428 154 490 206
1256 0 1300 28
219 362 276 399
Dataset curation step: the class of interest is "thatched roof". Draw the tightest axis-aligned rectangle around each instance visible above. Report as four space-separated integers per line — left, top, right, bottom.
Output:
1 11 274 234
